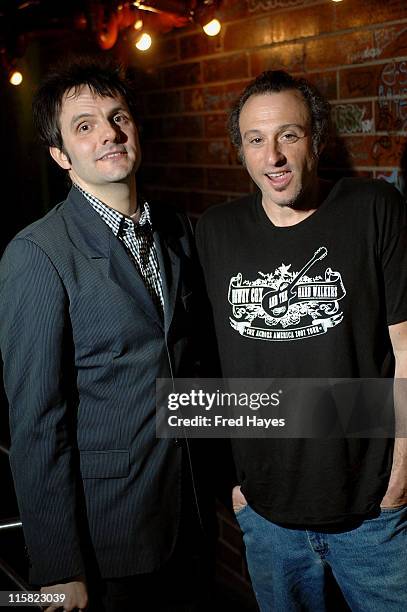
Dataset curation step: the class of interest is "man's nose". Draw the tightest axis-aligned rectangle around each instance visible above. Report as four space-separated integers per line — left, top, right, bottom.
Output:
265 140 286 166
100 119 121 143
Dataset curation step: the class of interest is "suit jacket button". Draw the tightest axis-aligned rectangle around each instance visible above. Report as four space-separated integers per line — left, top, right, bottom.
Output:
174 438 182 447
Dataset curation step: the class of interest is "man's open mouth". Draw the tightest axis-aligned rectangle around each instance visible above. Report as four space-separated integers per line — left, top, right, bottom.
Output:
98 150 127 161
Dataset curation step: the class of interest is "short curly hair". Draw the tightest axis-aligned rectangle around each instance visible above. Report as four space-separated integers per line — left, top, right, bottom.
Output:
33 56 137 151
228 70 331 157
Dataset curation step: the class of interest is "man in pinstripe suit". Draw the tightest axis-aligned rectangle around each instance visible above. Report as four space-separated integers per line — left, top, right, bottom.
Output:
0 58 214 611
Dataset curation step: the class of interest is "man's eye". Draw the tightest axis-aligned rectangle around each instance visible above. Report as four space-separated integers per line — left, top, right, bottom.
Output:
250 137 263 145
78 123 91 133
114 114 128 124
280 133 300 143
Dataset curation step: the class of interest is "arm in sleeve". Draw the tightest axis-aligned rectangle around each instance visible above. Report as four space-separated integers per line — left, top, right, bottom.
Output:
381 321 407 508
0 238 86 585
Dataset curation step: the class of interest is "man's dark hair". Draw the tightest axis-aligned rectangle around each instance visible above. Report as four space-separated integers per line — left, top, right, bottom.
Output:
33 57 136 150
228 70 331 156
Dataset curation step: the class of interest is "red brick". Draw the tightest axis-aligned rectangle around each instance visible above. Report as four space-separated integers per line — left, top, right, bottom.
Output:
376 98 407 132
324 62 407 103
334 0 407 31
156 36 180 64
365 135 405 167
340 60 407 100
377 60 407 98
141 116 203 139
144 90 183 115
180 32 222 60
223 16 274 53
372 24 407 61
218 0 251 21
167 166 206 189
206 81 250 110
187 140 233 165
127 65 162 91
339 65 383 99
203 53 249 83
250 43 305 75
141 141 187 164
326 135 405 167
208 140 237 165
162 61 201 87
185 192 228 216
320 138 358 172
303 71 337 100
204 113 228 138
184 81 250 112
141 188 189 210
160 115 204 139
319 169 374 186
206 167 253 193
331 102 374 135
305 31 373 71
224 5 334 53
183 88 206 112
143 165 206 190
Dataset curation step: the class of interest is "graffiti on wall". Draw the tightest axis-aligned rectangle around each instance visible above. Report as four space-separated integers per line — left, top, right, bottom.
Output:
349 25 407 64
247 0 309 12
332 104 374 135
377 60 407 132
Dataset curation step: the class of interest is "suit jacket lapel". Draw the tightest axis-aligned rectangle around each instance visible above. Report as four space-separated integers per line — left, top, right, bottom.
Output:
63 187 163 328
108 234 163 328
153 230 180 334
149 202 184 335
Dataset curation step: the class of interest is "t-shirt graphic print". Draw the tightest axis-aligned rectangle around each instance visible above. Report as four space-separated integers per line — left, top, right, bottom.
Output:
228 246 346 342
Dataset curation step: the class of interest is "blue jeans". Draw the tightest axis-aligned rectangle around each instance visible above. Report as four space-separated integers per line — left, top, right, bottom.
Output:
235 503 407 612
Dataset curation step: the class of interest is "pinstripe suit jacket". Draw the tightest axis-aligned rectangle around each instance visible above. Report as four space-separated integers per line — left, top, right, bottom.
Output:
0 187 201 585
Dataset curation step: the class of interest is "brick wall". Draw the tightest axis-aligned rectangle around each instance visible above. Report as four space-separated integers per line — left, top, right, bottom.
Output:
126 0 407 220
123 0 407 603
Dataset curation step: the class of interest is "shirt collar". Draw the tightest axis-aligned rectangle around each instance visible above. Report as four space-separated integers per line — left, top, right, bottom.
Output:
73 183 151 237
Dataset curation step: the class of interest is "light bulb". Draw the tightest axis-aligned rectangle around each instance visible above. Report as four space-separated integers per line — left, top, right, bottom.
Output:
202 18 221 37
135 33 152 51
9 71 23 86
134 19 143 30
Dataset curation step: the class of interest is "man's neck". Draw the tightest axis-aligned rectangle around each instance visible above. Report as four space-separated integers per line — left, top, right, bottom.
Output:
72 176 138 217
262 179 333 227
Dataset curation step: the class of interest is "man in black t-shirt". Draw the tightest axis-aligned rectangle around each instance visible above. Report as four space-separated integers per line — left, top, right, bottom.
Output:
196 71 407 611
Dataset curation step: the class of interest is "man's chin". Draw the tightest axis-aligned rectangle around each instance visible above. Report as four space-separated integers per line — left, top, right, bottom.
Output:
266 191 299 209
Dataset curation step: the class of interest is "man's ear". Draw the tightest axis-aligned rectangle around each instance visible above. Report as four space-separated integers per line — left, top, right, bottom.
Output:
49 146 71 170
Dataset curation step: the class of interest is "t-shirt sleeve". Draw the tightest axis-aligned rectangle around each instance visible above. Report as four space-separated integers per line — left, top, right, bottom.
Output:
379 183 407 325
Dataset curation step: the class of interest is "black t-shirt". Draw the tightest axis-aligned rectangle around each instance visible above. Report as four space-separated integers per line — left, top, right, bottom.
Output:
196 178 407 526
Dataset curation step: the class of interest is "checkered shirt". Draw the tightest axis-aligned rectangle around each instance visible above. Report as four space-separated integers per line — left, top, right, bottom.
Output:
73 184 164 314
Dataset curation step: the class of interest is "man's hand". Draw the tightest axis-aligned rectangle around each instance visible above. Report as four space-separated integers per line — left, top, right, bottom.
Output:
232 485 248 513
41 575 88 612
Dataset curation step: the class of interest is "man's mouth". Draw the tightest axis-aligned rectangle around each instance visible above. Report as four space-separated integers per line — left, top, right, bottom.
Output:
98 150 127 161
265 170 292 187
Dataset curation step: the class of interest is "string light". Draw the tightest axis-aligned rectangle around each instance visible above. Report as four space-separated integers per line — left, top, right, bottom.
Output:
9 70 23 86
202 18 221 36
134 19 143 30
135 32 152 51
